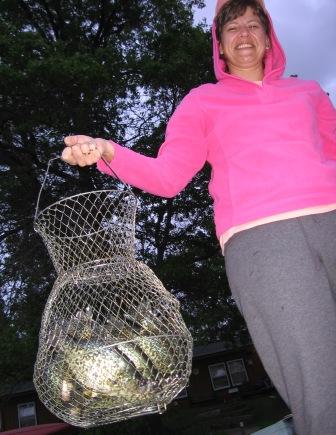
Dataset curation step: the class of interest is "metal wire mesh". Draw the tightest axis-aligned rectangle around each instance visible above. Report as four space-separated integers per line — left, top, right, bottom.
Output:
34 173 193 428
34 190 137 274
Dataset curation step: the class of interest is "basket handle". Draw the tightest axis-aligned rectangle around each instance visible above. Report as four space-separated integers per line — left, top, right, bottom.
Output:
34 156 133 221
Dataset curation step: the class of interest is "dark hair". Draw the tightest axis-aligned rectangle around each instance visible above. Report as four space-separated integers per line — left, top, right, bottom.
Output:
215 0 270 42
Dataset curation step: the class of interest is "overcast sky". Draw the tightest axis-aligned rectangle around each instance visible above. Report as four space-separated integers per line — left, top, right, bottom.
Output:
193 0 336 104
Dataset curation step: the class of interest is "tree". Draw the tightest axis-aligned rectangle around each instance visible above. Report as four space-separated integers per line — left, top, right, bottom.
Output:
0 0 249 384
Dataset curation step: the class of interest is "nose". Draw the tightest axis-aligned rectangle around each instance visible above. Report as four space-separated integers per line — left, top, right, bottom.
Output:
239 25 250 37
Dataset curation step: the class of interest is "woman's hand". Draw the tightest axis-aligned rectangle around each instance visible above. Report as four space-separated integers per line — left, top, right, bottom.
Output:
61 135 115 167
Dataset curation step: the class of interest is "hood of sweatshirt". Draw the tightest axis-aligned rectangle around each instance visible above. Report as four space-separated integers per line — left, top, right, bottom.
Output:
213 0 286 82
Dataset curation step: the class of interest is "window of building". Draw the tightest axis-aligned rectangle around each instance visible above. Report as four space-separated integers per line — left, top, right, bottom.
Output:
227 359 249 386
17 402 37 428
208 363 230 390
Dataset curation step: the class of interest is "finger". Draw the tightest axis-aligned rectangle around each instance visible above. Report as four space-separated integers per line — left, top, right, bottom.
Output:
94 138 105 159
84 149 102 166
71 145 87 167
63 138 104 167
80 143 91 155
89 139 103 159
92 147 103 161
83 141 103 164
94 145 103 160
64 135 79 146
71 144 99 167
61 147 77 165
64 135 93 147
83 139 102 160
88 142 96 153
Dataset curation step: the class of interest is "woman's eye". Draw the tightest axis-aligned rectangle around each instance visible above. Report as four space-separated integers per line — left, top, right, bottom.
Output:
249 24 259 29
227 27 237 31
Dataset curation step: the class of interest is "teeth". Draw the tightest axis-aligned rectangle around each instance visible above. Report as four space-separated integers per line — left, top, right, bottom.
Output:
237 43 253 49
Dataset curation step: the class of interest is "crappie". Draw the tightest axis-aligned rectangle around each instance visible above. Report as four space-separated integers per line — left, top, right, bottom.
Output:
64 342 150 399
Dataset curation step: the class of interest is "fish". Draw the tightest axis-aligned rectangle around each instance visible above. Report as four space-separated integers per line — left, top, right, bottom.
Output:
38 302 187 416
64 342 147 397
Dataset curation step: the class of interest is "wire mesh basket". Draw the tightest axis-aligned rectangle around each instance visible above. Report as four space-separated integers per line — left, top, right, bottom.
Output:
34 189 137 274
33 158 193 428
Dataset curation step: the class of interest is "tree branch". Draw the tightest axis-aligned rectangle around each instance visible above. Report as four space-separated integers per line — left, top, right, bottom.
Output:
0 227 24 244
17 0 54 43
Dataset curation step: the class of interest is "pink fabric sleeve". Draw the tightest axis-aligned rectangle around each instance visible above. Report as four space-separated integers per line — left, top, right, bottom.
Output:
316 84 336 160
97 90 208 198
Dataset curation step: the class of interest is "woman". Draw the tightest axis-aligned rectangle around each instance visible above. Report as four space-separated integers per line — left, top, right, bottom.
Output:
62 1 336 433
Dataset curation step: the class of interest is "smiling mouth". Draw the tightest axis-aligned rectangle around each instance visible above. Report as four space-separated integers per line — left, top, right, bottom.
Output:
236 43 254 49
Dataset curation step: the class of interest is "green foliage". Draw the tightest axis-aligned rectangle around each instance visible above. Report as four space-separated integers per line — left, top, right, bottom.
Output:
0 0 249 385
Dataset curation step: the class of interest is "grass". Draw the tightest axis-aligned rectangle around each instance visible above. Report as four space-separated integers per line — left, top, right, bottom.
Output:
161 391 290 434
243 393 290 429
80 391 291 434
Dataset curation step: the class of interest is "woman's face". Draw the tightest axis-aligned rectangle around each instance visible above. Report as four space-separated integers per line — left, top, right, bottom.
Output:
219 7 269 74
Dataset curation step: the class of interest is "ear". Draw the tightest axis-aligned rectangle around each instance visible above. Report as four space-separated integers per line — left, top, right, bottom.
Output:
219 41 224 56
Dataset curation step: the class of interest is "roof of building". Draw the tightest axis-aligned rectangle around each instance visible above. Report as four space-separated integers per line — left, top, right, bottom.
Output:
0 381 35 398
0 342 253 398
193 341 235 358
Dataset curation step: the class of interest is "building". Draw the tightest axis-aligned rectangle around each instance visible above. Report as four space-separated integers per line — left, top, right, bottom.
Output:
181 342 269 404
0 343 269 432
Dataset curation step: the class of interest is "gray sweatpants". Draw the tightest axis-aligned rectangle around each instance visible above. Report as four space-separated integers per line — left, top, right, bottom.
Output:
224 210 336 435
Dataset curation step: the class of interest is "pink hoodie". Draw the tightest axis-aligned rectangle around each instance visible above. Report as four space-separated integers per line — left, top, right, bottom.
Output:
98 1 336 240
